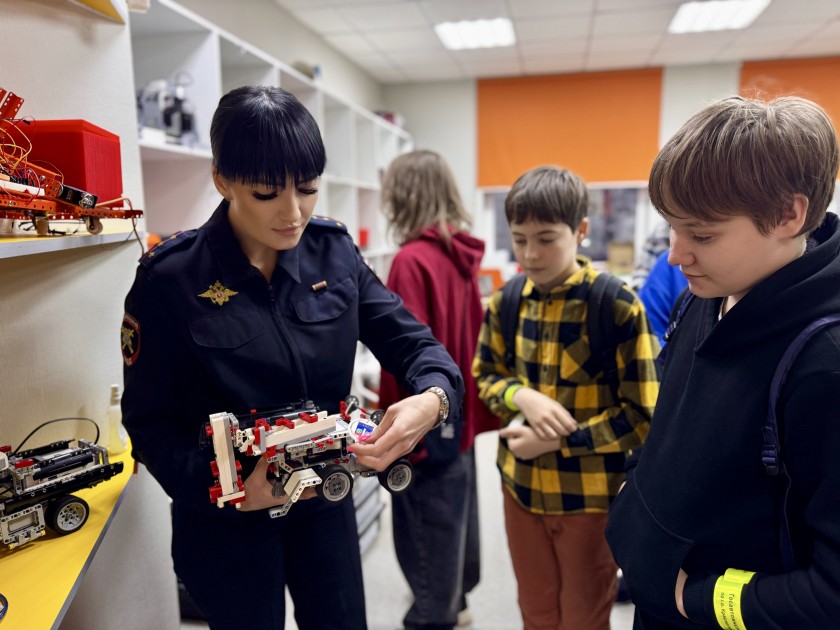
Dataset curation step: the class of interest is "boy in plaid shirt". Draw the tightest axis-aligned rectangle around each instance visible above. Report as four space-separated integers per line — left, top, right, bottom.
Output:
473 165 660 630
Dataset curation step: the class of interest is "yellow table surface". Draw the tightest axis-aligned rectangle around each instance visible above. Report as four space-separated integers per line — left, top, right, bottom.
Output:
0 446 135 629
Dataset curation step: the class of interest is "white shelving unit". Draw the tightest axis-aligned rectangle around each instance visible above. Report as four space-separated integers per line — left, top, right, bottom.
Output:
129 0 410 553
130 0 413 278
0 231 138 260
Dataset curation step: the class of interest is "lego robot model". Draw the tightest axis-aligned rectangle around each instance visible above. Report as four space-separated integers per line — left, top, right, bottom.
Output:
205 397 413 518
0 440 124 550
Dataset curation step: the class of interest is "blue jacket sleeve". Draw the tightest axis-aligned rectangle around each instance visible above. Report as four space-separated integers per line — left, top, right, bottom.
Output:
639 250 688 347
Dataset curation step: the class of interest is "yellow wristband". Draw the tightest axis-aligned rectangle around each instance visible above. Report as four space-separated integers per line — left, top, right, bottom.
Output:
713 568 755 630
503 384 523 411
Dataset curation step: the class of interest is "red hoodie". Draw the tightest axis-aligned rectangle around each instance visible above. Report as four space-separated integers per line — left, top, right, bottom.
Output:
379 226 499 453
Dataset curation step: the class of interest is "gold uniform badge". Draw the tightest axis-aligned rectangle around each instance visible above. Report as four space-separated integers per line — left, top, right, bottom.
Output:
199 281 238 306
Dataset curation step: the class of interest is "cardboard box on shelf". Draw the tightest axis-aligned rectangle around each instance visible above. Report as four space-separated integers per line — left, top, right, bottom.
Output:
606 241 635 274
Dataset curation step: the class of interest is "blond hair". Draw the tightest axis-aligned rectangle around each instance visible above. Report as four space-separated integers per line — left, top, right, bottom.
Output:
381 150 471 245
650 95 839 235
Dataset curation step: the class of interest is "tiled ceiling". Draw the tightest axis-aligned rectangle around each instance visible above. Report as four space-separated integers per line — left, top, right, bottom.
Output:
272 0 840 83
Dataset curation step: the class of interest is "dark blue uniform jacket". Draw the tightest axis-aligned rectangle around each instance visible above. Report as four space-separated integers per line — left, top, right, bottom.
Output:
121 201 463 510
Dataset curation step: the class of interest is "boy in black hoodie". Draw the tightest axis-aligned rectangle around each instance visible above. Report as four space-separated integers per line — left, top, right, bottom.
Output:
606 95 840 629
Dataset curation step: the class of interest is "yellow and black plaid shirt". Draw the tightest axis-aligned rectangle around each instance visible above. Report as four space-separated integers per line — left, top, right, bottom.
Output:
472 258 660 515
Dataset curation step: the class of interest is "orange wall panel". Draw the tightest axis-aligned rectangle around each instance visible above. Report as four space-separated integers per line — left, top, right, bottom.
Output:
477 69 662 187
740 56 840 127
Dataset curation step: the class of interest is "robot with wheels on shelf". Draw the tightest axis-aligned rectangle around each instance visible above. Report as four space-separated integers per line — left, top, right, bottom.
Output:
0 88 143 236
0 440 124 549
204 396 413 518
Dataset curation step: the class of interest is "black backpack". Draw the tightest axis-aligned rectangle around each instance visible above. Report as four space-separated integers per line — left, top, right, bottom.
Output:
499 272 625 401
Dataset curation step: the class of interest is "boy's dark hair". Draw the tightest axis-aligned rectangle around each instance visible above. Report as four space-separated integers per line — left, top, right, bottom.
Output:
504 165 588 229
649 95 839 236
210 85 326 188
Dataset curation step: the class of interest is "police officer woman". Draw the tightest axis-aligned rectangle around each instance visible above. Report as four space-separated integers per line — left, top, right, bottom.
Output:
121 85 463 630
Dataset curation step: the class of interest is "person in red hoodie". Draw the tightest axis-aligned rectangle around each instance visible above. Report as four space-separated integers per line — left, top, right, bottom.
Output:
379 150 498 630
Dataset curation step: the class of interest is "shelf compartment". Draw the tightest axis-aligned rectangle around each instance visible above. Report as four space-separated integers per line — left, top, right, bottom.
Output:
131 0 222 153
323 94 356 180
220 36 278 95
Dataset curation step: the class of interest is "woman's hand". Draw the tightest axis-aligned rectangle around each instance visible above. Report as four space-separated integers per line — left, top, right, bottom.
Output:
238 456 314 511
512 387 578 440
348 391 439 471
498 423 559 460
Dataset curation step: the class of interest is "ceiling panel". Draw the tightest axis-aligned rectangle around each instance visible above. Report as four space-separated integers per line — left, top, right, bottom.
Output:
508 0 595 19
589 33 662 53
270 0 840 84
519 39 589 56
787 38 840 57
323 33 379 55
418 0 510 23
732 23 819 44
293 7 353 34
515 16 593 42
592 8 677 36
597 0 683 10
364 27 444 51
758 0 840 22
337 3 427 31
385 49 459 66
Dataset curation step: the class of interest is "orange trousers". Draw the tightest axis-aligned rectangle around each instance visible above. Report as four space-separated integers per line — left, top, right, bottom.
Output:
503 488 618 630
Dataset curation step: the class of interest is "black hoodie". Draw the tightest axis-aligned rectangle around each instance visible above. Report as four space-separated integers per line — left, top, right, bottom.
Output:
606 213 840 629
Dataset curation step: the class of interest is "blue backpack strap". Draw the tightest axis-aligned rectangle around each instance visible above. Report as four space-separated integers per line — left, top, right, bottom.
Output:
663 287 695 343
765 314 840 571
656 288 695 368
500 273 527 372
588 273 624 401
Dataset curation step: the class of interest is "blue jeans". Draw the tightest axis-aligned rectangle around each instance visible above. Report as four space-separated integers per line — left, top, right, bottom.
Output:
392 449 480 629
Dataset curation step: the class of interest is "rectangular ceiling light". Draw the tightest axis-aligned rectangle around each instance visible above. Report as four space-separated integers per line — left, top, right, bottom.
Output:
668 0 771 33
434 18 516 50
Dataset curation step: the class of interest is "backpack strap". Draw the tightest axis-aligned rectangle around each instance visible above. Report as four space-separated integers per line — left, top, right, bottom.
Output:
764 313 840 572
656 288 696 369
588 273 624 401
501 271 623 399
500 273 527 371
663 287 696 343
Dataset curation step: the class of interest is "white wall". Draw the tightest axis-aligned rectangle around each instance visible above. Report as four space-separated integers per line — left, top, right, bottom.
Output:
659 63 741 146
176 0 384 112
383 80 477 212
1 1 178 627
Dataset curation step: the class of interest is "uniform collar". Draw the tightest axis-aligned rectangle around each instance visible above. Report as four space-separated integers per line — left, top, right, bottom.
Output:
275 247 301 283
205 200 302 287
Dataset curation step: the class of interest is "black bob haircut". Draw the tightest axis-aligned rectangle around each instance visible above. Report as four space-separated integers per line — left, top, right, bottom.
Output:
210 85 326 188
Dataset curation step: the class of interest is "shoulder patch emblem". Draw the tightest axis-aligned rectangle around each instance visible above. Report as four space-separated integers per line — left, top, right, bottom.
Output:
308 215 349 233
199 281 238 306
122 313 141 366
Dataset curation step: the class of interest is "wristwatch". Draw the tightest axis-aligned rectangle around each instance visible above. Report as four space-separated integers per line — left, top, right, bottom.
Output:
424 386 450 428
